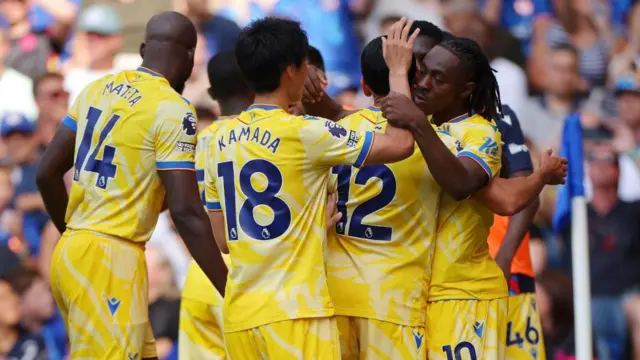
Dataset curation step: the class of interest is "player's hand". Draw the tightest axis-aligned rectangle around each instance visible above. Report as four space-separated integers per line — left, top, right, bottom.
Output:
303 65 328 104
537 148 568 185
381 91 424 129
382 17 420 74
326 192 342 231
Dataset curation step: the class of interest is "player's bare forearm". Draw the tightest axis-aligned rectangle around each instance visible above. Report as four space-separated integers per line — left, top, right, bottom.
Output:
36 126 75 234
363 123 414 165
389 72 411 98
475 172 544 216
303 95 355 121
411 121 488 200
159 170 228 296
495 170 539 268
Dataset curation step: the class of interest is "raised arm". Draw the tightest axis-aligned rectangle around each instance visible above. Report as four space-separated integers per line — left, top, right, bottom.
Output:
36 122 75 234
302 65 356 121
475 149 567 215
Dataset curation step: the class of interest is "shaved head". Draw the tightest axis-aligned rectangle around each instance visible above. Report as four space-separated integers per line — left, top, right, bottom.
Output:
140 11 198 94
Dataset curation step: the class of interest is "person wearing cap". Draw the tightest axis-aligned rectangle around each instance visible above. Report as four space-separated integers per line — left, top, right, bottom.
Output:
611 73 640 202
64 4 124 104
1 113 49 256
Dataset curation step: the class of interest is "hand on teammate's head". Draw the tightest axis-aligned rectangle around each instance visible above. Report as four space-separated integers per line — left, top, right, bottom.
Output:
302 65 327 104
380 91 423 129
537 148 568 185
381 17 420 74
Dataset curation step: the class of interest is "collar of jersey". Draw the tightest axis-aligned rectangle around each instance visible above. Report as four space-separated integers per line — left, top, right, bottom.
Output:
247 104 283 111
136 66 164 78
239 104 285 124
447 111 476 123
360 106 387 125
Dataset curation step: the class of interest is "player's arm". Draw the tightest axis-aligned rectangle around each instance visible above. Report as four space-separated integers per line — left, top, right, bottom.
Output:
36 116 76 234
302 65 356 121
475 149 566 215
155 107 227 296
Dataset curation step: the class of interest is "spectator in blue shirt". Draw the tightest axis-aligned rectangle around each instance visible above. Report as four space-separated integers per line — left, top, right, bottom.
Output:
0 113 48 256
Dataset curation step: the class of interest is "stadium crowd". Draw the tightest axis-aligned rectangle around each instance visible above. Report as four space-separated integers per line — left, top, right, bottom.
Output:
0 0 638 359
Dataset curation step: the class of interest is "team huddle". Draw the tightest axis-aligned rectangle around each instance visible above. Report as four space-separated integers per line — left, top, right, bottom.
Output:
36 9 568 360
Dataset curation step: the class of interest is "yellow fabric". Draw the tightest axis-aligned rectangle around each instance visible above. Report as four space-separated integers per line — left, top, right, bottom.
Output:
336 315 426 360
50 230 156 359
224 318 340 360
64 67 197 243
505 293 547 360
204 105 374 332
425 298 508 360
326 107 458 327
430 114 508 301
179 297 227 360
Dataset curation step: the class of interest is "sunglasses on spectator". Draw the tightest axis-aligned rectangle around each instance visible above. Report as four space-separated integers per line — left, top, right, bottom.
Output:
586 152 618 163
41 89 68 100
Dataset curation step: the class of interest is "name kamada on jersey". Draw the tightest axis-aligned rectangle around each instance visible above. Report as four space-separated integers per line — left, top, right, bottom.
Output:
216 126 281 154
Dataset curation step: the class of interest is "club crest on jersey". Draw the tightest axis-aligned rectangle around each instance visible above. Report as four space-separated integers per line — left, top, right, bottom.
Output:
182 112 197 136
324 121 347 139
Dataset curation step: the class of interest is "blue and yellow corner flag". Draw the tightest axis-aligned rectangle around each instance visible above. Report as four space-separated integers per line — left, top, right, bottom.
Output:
552 113 585 234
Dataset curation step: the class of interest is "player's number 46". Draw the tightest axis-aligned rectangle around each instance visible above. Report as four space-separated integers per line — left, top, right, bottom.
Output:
507 317 539 347
73 106 121 189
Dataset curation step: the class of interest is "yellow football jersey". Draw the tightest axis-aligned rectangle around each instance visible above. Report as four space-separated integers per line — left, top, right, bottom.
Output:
429 113 508 301
62 67 197 243
326 106 459 327
204 104 375 333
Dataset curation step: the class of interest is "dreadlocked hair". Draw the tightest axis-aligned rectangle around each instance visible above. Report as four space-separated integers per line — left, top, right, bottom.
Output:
439 37 503 122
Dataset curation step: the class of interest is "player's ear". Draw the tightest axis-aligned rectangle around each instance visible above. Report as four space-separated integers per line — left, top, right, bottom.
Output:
139 43 146 58
361 77 373 97
460 81 475 100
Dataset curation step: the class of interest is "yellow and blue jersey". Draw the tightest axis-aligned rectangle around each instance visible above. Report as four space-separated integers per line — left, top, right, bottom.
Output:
326 106 460 327
429 113 508 301
62 67 197 243
204 104 375 333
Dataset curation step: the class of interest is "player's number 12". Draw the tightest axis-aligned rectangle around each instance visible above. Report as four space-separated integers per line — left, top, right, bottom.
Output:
73 106 121 189
218 159 292 241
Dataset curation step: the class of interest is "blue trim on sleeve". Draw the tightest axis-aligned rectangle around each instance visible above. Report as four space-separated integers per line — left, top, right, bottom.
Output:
156 161 196 170
206 202 221 210
196 169 205 181
61 115 77 132
458 151 493 179
354 131 374 168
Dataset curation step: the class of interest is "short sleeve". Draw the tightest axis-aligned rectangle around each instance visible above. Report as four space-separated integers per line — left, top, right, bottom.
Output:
436 127 462 153
499 106 534 175
457 121 502 179
153 100 197 171
204 139 221 212
61 88 85 132
298 118 374 168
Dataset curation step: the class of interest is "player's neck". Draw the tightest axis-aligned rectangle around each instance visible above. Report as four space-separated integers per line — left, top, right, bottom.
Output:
431 106 470 126
0 326 18 355
220 98 252 116
253 90 290 112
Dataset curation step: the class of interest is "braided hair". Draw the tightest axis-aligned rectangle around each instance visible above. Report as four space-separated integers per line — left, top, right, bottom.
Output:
439 37 503 122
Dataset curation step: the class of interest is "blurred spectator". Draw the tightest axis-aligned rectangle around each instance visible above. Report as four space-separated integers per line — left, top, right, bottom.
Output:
611 75 640 202
1 113 48 256
178 0 241 58
608 4 640 82
0 29 38 121
64 4 123 104
363 0 444 43
537 269 600 359
79 0 172 54
6 267 67 360
33 73 68 149
182 33 216 110
146 245 181 360
480 0 552 56
530 0 611 90
446 10 528 116
520 44 585 149
0 0 58 80
562 146 640 359
0 273 47 360
215 0 276 26
29 0 79 34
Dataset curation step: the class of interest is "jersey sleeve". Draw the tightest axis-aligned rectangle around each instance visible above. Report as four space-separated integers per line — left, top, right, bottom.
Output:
499 106 534 175
204 139 221 212
195 131 211 205
456 121 502 179
436 127 462 153
61 87 85 132
298 118 374 168
153 100 198 171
